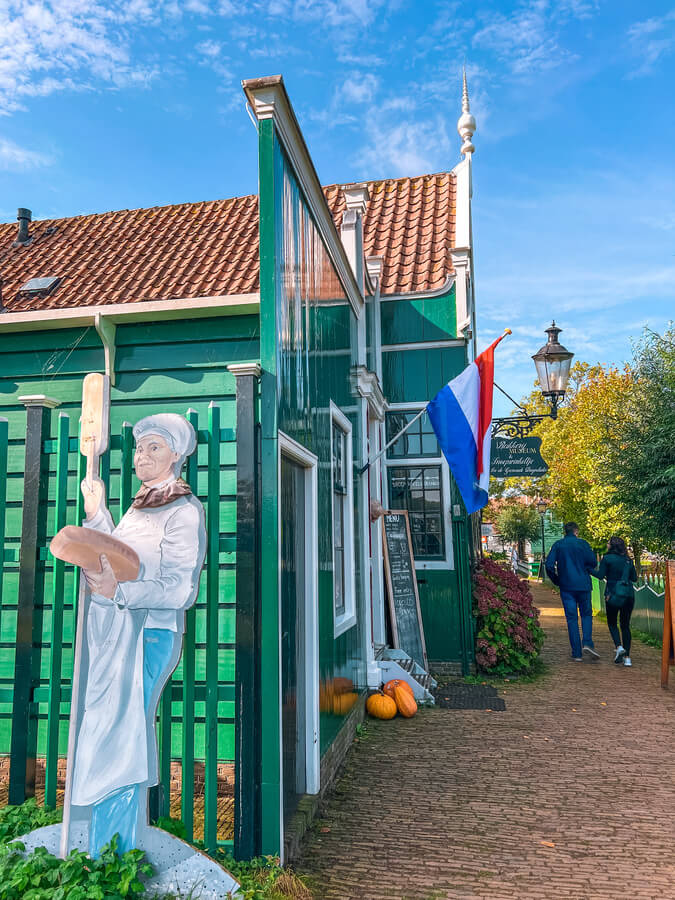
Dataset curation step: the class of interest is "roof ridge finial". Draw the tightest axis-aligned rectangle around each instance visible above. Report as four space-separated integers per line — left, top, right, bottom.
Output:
457 66 476 157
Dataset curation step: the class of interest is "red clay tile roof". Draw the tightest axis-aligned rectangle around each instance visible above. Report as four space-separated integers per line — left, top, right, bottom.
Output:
324 173 455 296
0 172 455 313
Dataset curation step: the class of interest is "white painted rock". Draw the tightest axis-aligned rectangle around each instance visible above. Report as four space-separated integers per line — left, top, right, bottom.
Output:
15 823 240 899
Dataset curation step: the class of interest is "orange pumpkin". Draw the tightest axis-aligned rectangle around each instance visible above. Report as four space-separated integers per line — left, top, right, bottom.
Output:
394 685 417 718
366 691 397 720
332 691 358 715
383 679 414 701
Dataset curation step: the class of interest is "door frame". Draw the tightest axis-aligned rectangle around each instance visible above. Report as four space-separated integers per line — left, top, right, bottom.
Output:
277 432 320 841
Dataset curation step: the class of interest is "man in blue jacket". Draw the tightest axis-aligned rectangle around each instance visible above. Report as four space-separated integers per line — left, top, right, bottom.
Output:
546 522 600 661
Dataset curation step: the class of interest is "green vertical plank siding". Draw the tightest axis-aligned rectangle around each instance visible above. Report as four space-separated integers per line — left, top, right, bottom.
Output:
380 286 457 345
0 419 7 612
0 316 257 853
269 139 367 785
258 117 283 856
416 571 463 663
382 345 466 404
119 423 133 515
44 413 70 808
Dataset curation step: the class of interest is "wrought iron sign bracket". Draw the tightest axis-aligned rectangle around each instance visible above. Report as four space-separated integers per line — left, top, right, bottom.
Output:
491 414 549 438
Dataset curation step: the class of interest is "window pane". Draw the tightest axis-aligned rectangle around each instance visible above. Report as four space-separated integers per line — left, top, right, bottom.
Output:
387 465 445 560
334 548 345 616
332 424 345 491
332 421 348 618
386 411 439 459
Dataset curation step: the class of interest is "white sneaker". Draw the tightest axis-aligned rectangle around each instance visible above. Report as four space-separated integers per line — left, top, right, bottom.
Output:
624 657 632 667
614 646 626 664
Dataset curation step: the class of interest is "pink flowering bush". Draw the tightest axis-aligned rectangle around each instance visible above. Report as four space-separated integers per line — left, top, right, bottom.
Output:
473 559 544 675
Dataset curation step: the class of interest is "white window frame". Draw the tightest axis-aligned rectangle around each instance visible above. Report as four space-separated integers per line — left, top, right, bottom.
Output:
277 430 321 860
330 401 357 636
384 402 454 571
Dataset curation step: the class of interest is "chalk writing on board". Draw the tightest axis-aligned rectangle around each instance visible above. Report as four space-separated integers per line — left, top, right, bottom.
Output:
382 511 428 670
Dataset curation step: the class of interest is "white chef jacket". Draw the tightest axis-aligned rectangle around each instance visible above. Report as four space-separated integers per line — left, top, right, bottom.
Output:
71 483 206 805
87 488 206 631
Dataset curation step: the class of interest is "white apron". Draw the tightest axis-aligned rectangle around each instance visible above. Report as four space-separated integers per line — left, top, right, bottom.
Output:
71 491 205 806
71 599 147 805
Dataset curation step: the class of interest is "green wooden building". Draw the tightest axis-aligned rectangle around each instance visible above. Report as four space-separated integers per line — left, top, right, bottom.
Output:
0 75 480 860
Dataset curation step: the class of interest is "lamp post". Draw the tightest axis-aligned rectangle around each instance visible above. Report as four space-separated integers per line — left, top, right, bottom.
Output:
492 322 574 437
536 499 547 581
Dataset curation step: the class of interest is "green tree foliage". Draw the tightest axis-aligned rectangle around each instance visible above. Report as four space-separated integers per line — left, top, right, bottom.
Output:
604 327 675 553
495 502 540 556
515 327 674 556
535 362 636 551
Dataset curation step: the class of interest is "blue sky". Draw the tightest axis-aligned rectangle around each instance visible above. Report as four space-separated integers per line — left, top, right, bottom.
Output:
1 0 673 413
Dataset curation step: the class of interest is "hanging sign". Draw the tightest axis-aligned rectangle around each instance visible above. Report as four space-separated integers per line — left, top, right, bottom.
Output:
382 511 428 671
490 436 548 478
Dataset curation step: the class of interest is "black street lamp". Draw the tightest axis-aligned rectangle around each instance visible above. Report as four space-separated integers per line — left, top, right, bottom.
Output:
492 322 574 437
536 499 548 581
531 322 574 420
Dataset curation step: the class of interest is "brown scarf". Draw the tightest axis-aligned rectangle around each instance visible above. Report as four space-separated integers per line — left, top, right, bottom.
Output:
132 477 192 510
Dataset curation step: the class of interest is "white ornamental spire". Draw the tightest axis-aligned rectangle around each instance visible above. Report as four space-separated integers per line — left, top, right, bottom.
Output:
457 67 476 157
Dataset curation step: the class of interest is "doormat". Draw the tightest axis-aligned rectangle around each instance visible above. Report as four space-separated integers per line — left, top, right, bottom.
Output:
433 683 506 711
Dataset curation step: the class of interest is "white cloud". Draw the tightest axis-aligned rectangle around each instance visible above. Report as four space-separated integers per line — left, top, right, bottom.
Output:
626 10 675 77
341 73 379 104
196 39 222 57
640 212 675 232
472 1 578 76
0 138 52 171
337 52 385 67
185 0 212 13
358 113 451 178
0 1 160 116
297 0 378 26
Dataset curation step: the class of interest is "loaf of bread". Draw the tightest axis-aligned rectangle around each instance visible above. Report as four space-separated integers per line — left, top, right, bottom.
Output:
50 526 140 582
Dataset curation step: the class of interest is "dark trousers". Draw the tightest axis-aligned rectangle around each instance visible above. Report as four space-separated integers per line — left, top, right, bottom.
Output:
606 598 634 655
560 589 594 658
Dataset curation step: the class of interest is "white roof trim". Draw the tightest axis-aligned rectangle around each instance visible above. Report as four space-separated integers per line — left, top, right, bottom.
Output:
379 275 456 302
243 76 364 318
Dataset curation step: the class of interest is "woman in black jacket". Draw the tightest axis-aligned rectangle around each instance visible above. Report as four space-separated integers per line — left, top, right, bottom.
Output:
593 536 638 667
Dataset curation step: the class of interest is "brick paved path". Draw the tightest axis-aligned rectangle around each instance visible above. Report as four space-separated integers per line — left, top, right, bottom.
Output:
297 583 675 899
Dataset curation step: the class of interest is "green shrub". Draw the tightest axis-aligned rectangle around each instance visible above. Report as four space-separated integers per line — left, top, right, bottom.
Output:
0 799 61 845
473 559 545 675
0 802 312 899
0 836 152 900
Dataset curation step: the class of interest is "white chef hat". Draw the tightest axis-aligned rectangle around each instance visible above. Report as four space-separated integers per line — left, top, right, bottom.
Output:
133 414 197 474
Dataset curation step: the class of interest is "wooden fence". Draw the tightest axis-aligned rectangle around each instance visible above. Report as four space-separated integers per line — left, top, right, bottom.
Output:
0 404 236 852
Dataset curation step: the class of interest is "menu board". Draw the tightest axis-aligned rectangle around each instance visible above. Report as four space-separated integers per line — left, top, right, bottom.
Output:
382 511 428 670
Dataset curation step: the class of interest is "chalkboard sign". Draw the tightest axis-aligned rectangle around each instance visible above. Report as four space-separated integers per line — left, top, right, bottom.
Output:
382 511 428 670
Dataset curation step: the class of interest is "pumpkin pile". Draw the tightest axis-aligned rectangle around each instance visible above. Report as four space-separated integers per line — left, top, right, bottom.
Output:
366 679 418 719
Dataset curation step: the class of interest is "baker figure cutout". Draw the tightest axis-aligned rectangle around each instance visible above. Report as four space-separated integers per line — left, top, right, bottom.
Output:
75 414 206 858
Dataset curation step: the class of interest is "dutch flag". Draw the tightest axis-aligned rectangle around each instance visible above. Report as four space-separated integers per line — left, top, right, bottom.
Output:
427 334 507 515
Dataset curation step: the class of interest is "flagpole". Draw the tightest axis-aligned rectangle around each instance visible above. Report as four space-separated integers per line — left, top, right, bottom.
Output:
359 328 512 475
359 406 427 475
